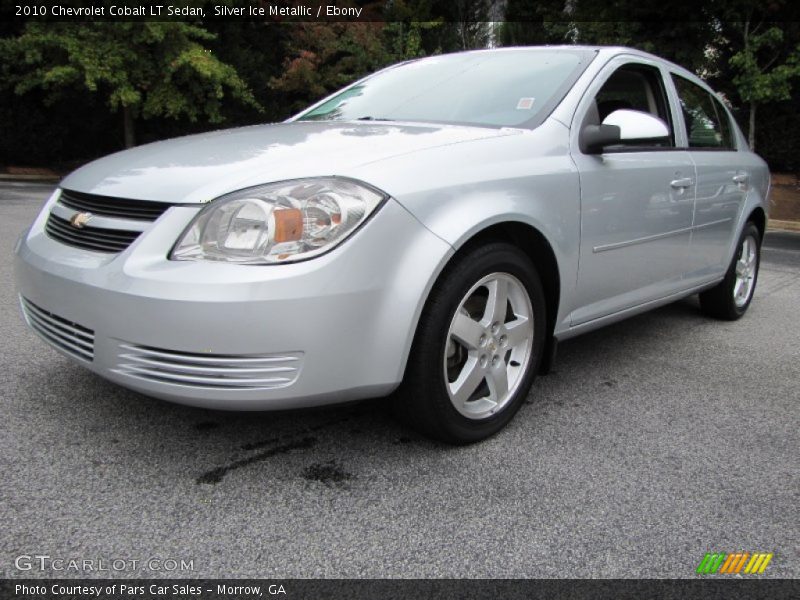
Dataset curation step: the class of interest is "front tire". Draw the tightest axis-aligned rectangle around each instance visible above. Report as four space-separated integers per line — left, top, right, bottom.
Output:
699 222 761 320
393 243 546 444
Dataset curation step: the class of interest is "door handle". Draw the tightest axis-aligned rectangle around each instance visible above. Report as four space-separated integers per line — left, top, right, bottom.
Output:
670 178 693 189
732 173 749 184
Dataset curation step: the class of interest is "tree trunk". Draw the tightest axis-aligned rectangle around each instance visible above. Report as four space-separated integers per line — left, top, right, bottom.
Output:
123 105 135 148
748 101 756 150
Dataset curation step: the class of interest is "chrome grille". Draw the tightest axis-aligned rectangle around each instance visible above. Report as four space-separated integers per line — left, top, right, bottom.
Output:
59 189 172 221
114 344 302 390
45 213 141 253
20 297 94 362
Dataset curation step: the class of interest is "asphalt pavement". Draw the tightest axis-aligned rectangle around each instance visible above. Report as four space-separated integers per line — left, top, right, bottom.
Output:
0 181 797 578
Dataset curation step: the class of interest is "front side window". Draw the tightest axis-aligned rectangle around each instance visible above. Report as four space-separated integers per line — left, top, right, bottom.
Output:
590 63 675 148
672 75 735 149
296 50 590 129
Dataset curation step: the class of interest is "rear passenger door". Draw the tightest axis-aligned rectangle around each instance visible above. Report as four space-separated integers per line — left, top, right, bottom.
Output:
670 75 746 280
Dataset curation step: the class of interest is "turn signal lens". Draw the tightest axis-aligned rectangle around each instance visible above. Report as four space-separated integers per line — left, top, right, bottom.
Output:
273 208 303 243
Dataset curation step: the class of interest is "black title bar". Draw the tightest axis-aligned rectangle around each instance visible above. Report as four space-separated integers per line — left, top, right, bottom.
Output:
2 579 800 600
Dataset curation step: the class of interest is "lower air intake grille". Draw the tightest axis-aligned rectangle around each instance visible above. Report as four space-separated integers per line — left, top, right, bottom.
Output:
114 344 302 390
20 297 94 362
45 213 141 253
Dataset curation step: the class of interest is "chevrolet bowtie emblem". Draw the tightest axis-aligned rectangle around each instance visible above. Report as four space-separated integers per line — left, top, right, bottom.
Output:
69 212 92 229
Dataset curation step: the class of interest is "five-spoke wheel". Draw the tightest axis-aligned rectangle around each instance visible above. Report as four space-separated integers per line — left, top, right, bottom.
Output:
394 242 545 444
733 234 758 308
444 273 534 420
700 221 761 320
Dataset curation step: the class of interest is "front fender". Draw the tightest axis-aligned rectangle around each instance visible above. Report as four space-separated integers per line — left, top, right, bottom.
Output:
351 120 581 336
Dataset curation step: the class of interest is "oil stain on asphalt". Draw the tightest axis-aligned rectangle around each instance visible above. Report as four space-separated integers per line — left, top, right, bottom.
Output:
240 437 280 451
302 460 354 488
195 408 368 485
197 436 317 485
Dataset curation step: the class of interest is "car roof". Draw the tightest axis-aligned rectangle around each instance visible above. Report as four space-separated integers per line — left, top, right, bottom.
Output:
464 45 684 69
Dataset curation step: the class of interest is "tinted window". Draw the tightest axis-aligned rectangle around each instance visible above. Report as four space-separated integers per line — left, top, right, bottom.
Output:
297 50 587 128
672 75 735 149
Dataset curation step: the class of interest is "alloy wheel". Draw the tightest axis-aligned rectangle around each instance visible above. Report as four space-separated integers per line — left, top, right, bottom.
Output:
443 272 534 420
733 234 758 308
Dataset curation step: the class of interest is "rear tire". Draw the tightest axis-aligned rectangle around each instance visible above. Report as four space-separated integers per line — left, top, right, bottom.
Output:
393 242 546 444
699 222 761 320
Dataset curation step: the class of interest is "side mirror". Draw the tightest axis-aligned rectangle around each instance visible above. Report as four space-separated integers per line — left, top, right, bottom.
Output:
581 109 670 154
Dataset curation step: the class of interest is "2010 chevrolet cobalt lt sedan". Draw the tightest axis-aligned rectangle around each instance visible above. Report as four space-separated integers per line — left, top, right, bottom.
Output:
16 47 769 443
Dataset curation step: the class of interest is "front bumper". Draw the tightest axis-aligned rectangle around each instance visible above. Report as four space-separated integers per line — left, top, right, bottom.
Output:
15 194 453 410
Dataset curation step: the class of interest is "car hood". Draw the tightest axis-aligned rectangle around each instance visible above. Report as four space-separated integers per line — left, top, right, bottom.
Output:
60 121 515 204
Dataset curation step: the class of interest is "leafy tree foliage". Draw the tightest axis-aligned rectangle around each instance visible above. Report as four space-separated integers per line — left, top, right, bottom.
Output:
269 0 473 113
498 0 800 156
500 0 712 73
448 0 493 50
269 22 393 111
498 1 564 47
711 4 800 151
2 21 259 147
204 21 292 122
0 0 798 172
730 24 800 149
386 0 490 53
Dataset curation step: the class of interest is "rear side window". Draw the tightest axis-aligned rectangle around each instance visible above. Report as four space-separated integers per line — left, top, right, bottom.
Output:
672 75 735 149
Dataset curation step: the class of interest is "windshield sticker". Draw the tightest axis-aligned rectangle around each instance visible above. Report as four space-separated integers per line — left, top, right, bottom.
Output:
516 97 535 110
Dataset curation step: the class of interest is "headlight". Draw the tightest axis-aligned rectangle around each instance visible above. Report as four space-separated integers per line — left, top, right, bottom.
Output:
171 178 386 264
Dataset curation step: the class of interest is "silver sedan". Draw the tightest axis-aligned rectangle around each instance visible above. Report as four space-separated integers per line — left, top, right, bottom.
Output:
15 46 769 443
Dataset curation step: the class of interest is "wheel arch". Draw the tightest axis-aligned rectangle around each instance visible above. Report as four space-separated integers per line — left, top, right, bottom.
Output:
720 198 767 271
398 219 563 384
747 206 766 241
454 222 561 344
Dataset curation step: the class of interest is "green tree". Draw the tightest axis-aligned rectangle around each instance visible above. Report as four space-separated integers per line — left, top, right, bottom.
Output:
451 0 493 50
204 21 292 121
269 22 393 111
498 0 571 46
499 0 713 73
728 22 800 149
2 21 259 148
383 21 442 60
383 0 473 55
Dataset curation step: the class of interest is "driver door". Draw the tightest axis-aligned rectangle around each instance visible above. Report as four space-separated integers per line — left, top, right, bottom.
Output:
570 58 695 325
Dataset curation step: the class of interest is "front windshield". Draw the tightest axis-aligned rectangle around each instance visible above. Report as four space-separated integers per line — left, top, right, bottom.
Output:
296 50 589 128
